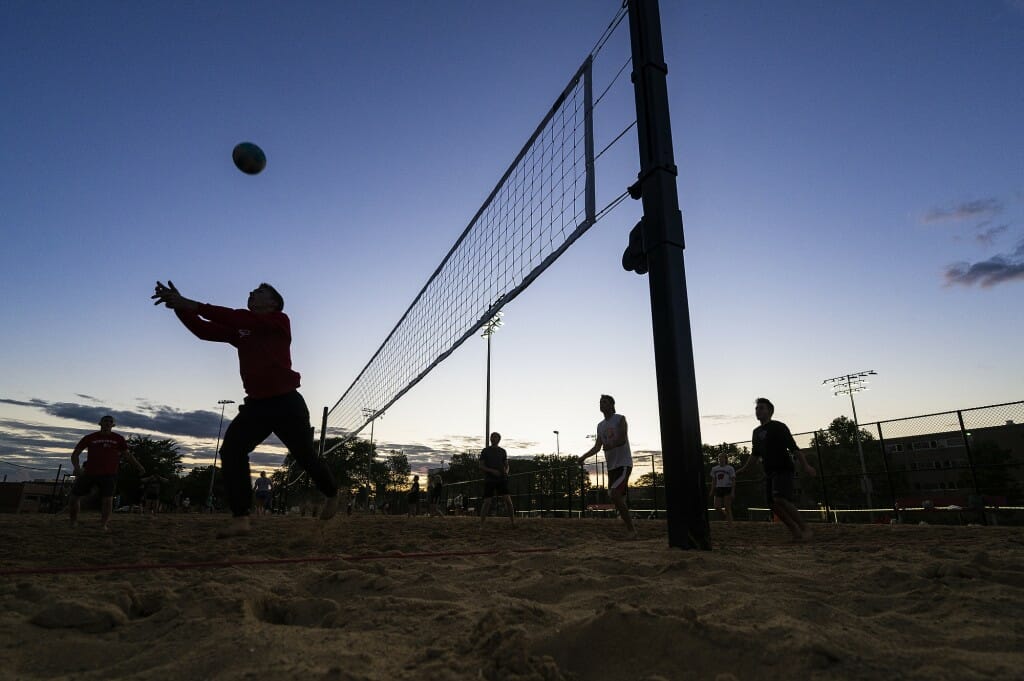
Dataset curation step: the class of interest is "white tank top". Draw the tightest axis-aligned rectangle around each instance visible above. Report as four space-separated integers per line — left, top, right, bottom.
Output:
597 413 632 470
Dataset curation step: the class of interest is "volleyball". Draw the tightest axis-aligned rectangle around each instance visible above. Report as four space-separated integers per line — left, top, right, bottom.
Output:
232 142 266 175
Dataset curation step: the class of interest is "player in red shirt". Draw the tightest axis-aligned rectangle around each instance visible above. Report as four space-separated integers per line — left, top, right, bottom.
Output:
69 415 146 530
152 280 340 537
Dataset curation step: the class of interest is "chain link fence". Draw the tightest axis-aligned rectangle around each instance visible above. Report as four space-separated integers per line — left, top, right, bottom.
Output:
409 400 1023 526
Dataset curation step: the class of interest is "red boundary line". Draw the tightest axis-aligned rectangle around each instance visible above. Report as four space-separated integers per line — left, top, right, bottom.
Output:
0 546 558 577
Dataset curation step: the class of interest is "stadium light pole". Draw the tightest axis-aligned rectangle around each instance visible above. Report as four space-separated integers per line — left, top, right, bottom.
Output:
823 370 877 509
207 399 235 511
553 430 560 457
361 407 382 500
481 312 503 446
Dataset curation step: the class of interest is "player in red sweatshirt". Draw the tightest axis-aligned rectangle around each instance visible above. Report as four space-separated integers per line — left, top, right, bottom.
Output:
152 280 339 537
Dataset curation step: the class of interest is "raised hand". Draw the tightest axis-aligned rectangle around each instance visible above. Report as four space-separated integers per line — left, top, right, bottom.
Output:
152 280 183 308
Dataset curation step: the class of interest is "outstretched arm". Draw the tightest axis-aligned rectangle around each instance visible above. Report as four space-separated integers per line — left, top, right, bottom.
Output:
123 450 146 476
578 440 602 463
735 456 759 476
153 281 234 342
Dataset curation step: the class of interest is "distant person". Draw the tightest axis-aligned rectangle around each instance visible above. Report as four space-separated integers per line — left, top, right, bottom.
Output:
152 280 340 537
253 471 273 516
579 394 637 539
68 415 146 531
736 398 817 542
428 473 445 517
182 496 191 512
407 475 420 516
708 452 736 525
479 432 515 525
141 473 168 515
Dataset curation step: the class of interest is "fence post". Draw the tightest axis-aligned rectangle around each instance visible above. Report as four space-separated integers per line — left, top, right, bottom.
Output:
813 432 833 523
581 458 589 518
957 410 986 525
650 453 658 519
875 423 897 517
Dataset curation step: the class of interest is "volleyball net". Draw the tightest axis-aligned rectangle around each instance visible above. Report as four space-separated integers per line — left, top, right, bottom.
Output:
324 7 636 451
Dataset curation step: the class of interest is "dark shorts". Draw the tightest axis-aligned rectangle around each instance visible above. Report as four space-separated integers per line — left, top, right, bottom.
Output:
72 474 117 498
255 491 271 503
607 466 631 493
714 486 733 498
483 478 509 498
765 471 794 506
145 492 160 501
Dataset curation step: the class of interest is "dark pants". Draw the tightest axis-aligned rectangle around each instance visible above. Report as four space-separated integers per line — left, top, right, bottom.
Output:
219 390 336 517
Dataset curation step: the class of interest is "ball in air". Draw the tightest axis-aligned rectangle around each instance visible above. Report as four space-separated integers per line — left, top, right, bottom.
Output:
232 142 266 175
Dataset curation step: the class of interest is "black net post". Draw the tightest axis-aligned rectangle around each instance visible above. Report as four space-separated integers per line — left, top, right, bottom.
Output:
627 0 709 549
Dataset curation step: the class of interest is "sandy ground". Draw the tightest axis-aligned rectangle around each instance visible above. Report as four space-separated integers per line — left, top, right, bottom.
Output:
1 512 1022 681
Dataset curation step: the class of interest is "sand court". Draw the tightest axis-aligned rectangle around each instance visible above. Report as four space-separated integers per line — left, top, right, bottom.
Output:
1 513 1022 680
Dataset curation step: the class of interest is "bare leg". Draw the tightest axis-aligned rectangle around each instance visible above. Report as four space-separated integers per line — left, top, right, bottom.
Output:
611 489 637 538
773 497 811 541
503 495 515 525
319 495 339 521
724 496 734 525
69 495 80 526
480 498 492 524
100 497 114 530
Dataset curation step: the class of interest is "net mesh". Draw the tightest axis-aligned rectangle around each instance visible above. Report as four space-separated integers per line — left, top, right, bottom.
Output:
325 59 597 447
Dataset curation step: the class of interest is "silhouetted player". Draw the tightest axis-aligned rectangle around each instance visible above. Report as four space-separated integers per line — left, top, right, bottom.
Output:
69 415 146 530
152 280 339 537
736 398 816 541
479 432 514 525
579 395 637 539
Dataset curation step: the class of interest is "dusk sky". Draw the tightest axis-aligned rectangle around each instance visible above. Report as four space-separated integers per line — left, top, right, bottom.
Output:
2 1 1022 483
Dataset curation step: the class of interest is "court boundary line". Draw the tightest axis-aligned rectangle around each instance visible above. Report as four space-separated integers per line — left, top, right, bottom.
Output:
0 546 559 577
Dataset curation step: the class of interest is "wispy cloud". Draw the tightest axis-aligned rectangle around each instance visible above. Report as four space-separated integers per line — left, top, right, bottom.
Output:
945 238 1024 288
701 413 749 424
923 198 1004 224
976 224 1009 246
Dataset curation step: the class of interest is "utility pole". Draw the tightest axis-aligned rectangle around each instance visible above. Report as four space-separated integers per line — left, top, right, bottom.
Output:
823 370 876 509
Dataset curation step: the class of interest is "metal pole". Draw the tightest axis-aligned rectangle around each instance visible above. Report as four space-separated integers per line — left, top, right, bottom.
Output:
554 430 560 457
627 0 709 549
875 423 898 518
847 379 872 509
651 453 657 518
485 331 492 445
319 407 328 457
50 463 62 513
480 313 502 447
813 433 833 523
957 410 986 525
207 399 234 512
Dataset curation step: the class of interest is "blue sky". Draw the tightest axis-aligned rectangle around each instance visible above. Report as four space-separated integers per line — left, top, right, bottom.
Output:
2 0 1022 482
